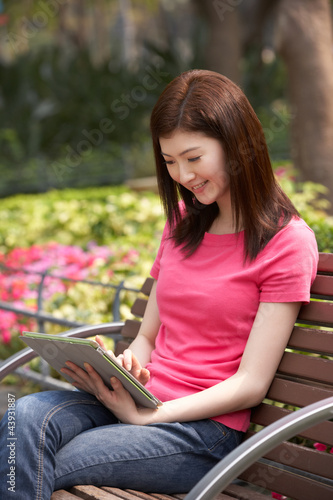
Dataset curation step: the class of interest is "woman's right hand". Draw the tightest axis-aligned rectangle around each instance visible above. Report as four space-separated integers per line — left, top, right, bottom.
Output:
96 335 150 385
117 349 150 386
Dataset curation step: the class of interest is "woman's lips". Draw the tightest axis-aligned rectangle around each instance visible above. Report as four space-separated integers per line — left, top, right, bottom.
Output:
192 180 208 191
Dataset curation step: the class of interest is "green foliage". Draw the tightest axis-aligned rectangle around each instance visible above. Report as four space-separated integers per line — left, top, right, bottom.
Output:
276 165 333 252
0 46 166 160
0 185 165 254
0 173 332 260
0 45 171 195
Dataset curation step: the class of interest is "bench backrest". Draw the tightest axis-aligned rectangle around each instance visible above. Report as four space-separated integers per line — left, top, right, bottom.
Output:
115 252 333 500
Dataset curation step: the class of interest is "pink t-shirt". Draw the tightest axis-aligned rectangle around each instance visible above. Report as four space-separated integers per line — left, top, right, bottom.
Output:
145 217 318 432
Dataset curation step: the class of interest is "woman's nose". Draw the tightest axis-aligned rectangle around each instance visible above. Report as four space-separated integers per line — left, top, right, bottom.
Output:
179 163 195 185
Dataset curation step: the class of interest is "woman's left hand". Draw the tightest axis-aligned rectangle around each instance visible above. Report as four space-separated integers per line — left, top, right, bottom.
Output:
61 361 159 425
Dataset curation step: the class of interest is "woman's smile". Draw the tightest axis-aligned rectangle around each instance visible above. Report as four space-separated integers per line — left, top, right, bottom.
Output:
192 180 208 191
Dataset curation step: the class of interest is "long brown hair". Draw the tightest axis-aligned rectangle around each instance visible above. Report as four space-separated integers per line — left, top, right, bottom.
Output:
150 69 298 260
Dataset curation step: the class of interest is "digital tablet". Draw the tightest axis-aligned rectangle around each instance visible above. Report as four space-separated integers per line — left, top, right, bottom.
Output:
21 332 162 409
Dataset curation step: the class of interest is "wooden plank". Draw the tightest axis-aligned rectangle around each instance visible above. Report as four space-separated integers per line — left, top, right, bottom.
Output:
239 462 333 500
102 488 154 500
70 485 118 499
277 352 333 384
298 301 333 327
151 494 185 500
102 490 182 500
102 489 232 500
224 483 277 500
51 491 80 500
262 441 333 479
267 377 333 407
288 327 333 355
251 404 333 445
311 275 333 298
121 319 141 339
318 252 333 273
131 298 148 318
140 278 154 297
115 340 131 356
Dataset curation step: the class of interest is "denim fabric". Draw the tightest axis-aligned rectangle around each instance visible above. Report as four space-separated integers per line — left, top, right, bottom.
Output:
0 390 243 499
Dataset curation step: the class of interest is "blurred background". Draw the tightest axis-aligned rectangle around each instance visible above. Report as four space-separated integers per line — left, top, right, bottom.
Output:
0 0 332 199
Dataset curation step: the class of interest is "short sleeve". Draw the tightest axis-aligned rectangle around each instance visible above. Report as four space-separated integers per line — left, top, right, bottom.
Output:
258 219 318 304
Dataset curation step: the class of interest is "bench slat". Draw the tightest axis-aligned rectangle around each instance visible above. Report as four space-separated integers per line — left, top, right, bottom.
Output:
267 377 333 407
251 404 333 445
51 491 80 499
298 301 333 327
318 252 333 273
131 298 149 318
288 327 333 354
311 275 333 297
121 319 142 339
243 432 333 478
70 485 119 499
277 352 333 384
223 483 277 500
262 441 333 479
140 278 154 297
115 340 131 357
102 491 186 500
239 461 333 500
103 488 157 500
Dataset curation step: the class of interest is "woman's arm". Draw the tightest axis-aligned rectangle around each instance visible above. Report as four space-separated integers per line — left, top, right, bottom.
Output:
63 299 300 426
156 301 301 423
100 300 301 425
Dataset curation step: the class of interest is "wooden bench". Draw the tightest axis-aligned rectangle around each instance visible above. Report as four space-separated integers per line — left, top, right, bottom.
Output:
1 253 333 500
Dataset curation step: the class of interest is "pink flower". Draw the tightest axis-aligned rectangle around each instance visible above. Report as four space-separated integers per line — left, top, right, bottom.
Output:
274 167 287 178
1 329 11 344
314 442 327 452
11 279 27 299
0 311 16 329
0 241 136 344
271 493 287 500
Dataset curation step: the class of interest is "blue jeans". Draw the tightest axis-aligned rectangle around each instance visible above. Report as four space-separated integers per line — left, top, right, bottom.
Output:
0 390 243 500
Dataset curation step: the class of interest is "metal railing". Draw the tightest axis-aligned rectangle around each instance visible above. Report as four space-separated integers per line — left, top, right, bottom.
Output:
0 263 142 389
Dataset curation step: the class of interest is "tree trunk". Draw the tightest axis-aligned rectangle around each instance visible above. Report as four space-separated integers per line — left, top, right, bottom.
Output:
192 0 242 84
275 0 333 208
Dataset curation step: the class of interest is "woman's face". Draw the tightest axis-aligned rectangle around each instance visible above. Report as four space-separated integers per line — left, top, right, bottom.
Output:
159 130 231 211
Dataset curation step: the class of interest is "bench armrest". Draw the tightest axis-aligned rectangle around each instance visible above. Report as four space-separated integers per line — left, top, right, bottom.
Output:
185 396 333 500
0 322 124 381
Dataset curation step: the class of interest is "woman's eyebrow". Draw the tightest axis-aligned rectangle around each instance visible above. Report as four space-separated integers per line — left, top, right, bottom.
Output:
161 146 201 157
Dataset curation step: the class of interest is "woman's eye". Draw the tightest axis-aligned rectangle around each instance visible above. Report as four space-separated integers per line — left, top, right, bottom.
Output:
164 160 175 166
188 156 201 163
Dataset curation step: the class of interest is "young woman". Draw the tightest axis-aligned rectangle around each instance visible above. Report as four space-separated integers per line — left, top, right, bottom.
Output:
0 70 318 499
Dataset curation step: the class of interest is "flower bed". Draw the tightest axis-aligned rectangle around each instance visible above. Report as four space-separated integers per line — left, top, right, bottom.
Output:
0 242 157 358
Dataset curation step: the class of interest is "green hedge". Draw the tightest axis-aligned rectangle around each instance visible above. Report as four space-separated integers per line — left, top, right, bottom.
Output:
0 177 332 256
0 185 165 254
